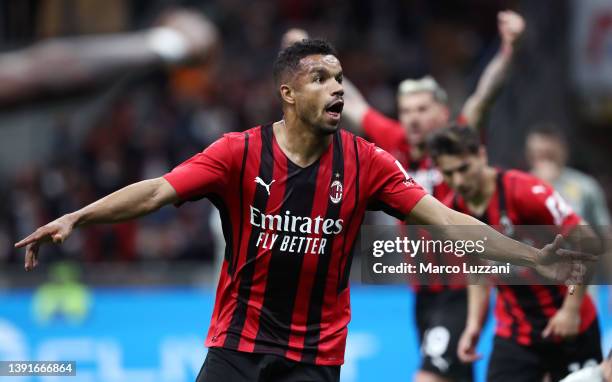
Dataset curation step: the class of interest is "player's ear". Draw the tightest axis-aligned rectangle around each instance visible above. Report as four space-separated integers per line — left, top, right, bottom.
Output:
279 84 296 105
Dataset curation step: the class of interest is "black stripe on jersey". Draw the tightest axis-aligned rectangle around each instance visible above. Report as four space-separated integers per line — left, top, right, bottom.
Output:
224 125 273 350
230 132 250 277
253 145 323 355
208 194 233 275
511 286 550 342
301 131 344 363
337 135 360 293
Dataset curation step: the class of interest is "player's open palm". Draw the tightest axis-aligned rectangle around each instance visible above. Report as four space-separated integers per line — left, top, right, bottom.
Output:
535 234 596 285
498 10 525 47
14 214 76 271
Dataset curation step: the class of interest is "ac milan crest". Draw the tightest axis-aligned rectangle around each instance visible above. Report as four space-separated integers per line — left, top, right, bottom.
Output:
330 180 343 204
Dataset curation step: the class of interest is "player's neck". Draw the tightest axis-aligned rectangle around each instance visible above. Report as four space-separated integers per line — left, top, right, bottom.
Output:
465 166 497 215
273 117 332 168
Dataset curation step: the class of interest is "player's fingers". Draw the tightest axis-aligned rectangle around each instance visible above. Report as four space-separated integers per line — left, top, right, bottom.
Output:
557 248 598 262
24 243 39 271
16 225 56 248
52 232 65 244
567 284 576 295
15 230 44 248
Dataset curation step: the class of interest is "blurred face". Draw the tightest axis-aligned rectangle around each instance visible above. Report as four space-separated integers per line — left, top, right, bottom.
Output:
285 54 344 135
435 151 486 200
526 133 566 168
397 91 449 146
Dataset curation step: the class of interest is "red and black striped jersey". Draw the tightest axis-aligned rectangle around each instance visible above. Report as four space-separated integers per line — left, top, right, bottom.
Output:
444 169 597 346
163 124 427 365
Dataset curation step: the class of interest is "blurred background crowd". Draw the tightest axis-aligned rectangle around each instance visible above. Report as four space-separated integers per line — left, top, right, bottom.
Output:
0 0 610 280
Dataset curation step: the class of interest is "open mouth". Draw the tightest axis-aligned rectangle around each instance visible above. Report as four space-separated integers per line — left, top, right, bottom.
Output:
325 100 344 119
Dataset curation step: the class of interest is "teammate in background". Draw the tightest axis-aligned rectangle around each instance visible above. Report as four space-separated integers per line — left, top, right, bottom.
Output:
526 124 612 234
281 11 526 382
425 126 603 382
16 40 591 382
0 8 218 105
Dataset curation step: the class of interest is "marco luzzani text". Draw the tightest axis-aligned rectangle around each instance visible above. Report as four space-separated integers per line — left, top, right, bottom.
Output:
371 237 511 275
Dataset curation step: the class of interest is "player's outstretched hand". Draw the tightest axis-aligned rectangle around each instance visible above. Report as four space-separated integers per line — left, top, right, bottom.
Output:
534 234 597 286
281 28 309 49
457 326 482 363
14 214 77 271
498 10 525 48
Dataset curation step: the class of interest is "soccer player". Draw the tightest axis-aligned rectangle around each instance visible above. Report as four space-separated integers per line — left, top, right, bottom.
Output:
16 40 591 382
425 126 603 382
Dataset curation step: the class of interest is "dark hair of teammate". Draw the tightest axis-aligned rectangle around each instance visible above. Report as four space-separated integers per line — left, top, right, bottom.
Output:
427 124 481 160
273 39 338 85
527 123 568 147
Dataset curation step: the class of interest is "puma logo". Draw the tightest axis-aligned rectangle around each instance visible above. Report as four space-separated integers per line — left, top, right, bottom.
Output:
254 176 275 195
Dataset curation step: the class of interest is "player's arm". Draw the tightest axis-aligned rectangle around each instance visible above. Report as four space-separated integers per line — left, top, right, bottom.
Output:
0 9 218 104
457 284 490 363
406 195 596 279
14 178 178 270
460 10 525 129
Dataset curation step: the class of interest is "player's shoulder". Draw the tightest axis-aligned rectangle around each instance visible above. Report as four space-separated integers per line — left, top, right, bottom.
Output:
503 169 553 198
219 125 264 146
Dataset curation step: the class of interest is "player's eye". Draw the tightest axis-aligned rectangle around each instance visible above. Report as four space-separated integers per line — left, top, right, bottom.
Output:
458 164 470 173
336 75 343 84
313 75 322 83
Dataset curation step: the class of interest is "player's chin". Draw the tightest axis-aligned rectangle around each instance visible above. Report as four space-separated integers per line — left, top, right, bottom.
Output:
318 116 341 134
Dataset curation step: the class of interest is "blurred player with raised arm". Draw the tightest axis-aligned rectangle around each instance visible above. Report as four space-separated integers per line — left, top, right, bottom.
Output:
16 40 592 382
425 126 602 382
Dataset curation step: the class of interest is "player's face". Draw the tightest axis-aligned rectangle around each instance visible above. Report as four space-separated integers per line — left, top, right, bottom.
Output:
436 153 486 200
292 54 344 134
397 92 449 146
526 134 566 167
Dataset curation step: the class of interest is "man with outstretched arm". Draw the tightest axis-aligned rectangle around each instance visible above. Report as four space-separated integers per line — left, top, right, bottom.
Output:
16 39 590 382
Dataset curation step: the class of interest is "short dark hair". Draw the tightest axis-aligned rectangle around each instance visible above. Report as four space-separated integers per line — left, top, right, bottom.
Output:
273 39 338 85
527 123 567 147
427 125 481 160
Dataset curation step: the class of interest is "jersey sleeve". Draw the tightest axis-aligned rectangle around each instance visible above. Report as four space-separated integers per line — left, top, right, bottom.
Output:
512 173 581 233
163 135 233 202
362 107 406 152
365 143 427 220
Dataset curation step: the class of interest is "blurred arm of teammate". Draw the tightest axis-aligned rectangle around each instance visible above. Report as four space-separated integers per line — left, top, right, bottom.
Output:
280 28 368 133
460 10 525 129
406 195 598 283
14 178 178 271
0 8 218 105
457 285 490 363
